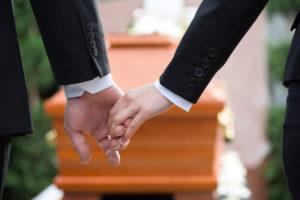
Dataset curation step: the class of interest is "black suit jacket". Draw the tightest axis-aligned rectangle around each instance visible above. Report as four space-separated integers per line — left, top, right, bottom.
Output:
160 0 300 103
1 0 109 136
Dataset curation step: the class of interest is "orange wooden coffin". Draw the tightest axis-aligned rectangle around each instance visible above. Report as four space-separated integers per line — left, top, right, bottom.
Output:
44 35 226 196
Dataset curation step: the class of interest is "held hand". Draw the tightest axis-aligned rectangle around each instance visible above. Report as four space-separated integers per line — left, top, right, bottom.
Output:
64 86 124 166
108 84 173 149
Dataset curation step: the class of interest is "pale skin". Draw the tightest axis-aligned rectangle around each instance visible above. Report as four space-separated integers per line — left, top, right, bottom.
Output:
64 84 173 166
64 86 125 166
108 83 174 151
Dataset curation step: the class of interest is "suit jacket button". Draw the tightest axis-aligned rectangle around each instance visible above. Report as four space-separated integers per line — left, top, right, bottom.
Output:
195 67 204 77
88 32 95 40
188 78 197 88
208 48 217 58
92 48 99 57
90 40 96 48
202 58 211 69
87 23 96 31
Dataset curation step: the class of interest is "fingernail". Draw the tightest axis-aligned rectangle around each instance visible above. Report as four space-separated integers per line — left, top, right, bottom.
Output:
81 156 92 164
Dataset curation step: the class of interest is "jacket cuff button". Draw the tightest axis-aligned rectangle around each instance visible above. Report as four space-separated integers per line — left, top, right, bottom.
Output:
188 78 197 88
90 40 96 48
88 32 95 40
195 67 204 77
87 23 96 31
202 58 211 69
208 48 218 58
92 48 99 57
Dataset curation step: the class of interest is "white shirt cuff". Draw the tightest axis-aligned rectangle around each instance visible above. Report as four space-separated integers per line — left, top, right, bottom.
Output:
154 80 193 112
63 74 115 98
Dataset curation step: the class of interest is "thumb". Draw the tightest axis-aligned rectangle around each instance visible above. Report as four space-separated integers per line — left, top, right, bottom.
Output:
64 126 91 163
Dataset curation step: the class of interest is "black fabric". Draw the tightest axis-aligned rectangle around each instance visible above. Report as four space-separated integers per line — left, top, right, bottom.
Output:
159 0 300 103
283 82 300 200
0 0 33 136
284 11 300 87
0 0 110 136
29 0 110 84
0 137 11 200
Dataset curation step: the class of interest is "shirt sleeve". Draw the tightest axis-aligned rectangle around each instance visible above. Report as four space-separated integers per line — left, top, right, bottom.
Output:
154 80 193 112
63 74 115 98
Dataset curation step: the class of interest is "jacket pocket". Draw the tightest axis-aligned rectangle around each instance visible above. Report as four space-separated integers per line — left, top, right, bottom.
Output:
291 11 300 31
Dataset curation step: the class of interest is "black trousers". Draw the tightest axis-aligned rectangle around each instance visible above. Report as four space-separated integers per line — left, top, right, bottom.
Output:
0 137 11 200
283 81 300 199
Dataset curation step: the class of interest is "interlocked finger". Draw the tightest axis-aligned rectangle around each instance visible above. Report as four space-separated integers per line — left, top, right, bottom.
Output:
97 137 121 166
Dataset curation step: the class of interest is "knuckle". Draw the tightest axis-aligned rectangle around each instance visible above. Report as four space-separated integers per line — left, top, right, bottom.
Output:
114 115 122 123
112 126 119 134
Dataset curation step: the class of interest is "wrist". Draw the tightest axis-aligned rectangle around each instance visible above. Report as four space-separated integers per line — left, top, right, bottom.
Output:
154 80 192 112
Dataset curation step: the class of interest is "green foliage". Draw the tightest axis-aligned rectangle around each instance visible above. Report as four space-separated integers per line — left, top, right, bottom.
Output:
268 42 290 82
13 0 55 93
268 0 300 15
265 107 291 200
266 2 294 197
3 103 57 200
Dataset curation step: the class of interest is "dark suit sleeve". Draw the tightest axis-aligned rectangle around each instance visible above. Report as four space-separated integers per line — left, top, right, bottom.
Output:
29 0 109 85
160 0 269 103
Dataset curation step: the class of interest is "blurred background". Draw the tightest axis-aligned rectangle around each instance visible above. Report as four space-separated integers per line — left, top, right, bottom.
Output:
3 0 300 199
